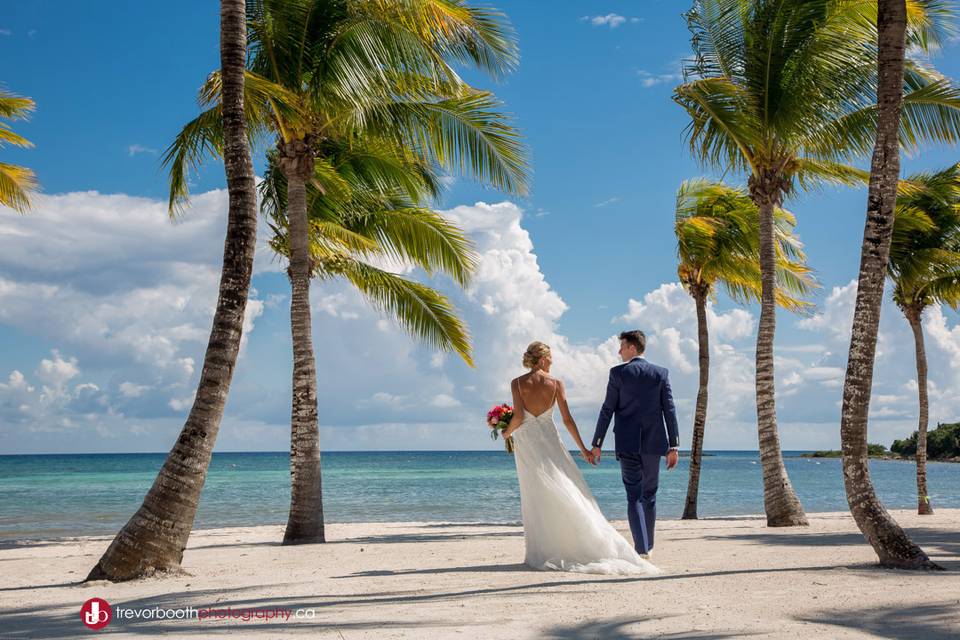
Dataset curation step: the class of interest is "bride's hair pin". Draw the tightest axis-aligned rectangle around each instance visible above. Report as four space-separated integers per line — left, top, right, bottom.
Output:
522 342 551 370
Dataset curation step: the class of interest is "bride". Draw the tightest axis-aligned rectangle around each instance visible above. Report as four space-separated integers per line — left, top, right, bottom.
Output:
502 341 660 576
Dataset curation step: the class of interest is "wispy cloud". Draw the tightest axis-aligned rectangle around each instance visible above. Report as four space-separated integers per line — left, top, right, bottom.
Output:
594 197 620 208
580 14 641 29
637 70 683 89
27 29 37 38
127 144 158 157
0 29 12 36
534 207 550 218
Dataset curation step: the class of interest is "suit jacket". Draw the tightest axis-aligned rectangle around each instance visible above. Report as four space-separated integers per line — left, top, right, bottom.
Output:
592 357 679 456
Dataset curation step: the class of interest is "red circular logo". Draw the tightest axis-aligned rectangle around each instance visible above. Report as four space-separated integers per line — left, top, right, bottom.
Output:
80 597 112 630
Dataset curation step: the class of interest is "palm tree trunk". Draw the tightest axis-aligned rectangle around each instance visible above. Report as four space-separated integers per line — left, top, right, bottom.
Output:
683 286 710 520
280 138 325 545
86 0 257 581
840 0 939 569
904 306 934 515
749 172 808 527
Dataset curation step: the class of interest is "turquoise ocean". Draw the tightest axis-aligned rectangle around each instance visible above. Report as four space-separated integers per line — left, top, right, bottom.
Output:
1 451 957 541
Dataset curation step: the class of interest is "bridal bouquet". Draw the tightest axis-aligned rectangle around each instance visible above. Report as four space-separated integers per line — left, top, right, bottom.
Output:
486 403 515 454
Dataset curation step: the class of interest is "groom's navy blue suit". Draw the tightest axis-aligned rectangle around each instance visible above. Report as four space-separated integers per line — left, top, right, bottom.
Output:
592 356 679 554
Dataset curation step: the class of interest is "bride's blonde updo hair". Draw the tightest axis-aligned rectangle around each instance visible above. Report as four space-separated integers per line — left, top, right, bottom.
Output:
522 341 551 370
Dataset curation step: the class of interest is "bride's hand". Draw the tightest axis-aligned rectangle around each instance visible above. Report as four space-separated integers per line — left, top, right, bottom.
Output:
580 448 594 465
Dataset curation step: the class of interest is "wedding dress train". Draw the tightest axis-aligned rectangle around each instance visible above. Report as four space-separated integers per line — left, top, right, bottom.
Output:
510 399 661 576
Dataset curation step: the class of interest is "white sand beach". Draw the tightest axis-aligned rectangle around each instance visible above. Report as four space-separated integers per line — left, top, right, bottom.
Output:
1 509 957 639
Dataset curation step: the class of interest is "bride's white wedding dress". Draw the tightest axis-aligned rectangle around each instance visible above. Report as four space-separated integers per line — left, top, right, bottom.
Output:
511 393 661 576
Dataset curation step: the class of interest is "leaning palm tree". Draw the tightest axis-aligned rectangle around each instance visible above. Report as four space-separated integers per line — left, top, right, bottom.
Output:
889 162 960 516
164 0 528 544
674 0 960 527
675 179 815 520
87 0 258 582
259 140 476 542
251 0 524 545
840 0 942 570
0 88 38 212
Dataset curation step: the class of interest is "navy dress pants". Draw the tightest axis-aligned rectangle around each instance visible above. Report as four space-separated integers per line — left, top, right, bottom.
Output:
617 452 661 554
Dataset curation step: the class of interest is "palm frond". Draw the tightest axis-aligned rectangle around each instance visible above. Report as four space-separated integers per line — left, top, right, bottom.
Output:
675 177 816 311
673 77 757 174
923 270 960 309
197 69 305 139
337 257 474 366
0 91 34 120
160 107 226 216
682 0 747 81
320 13 460 108
0 122 34 148
890 162 960 309
344 206 476 286
0 90 37 212
792 157 870 192
362 88 529 196
0 161 38 213
379 0 519 79
802 72 960 160
904 0 959 51
330 135 444 203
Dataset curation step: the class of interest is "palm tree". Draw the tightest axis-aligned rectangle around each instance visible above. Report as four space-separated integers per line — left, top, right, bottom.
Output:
675 179 815 520
889 162 960 516
0 89 38 212
840 0 941 570
87 0 259 582
164 0 528 544
259 140 476 542
674 0 960 527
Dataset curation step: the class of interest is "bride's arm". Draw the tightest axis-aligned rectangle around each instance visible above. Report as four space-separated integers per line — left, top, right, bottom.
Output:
556 380 593 463
502 378 525 439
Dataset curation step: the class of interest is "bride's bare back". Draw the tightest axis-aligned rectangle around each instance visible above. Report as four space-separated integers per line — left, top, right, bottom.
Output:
514 372 558 417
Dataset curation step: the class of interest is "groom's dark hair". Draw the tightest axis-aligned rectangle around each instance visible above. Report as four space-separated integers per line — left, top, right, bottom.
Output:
619 330 646 353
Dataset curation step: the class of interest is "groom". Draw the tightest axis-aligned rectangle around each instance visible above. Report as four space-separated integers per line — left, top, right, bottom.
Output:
591 330 679 559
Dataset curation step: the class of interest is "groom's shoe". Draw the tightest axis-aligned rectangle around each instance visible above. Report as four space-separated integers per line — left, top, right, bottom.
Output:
639 550 653 561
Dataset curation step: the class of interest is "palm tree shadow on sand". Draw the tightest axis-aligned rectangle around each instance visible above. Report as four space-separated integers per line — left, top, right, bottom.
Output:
542 615 758 640
700 526 960 571
796 602 960 640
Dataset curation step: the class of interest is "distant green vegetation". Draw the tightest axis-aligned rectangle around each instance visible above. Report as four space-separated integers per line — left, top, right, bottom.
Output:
801 444 890 458
891 422 960 460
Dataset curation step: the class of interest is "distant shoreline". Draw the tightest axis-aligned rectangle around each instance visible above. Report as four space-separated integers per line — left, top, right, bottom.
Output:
800 450 960 463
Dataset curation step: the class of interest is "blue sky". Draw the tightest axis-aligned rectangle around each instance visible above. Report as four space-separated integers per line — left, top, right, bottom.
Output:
2 2 960 454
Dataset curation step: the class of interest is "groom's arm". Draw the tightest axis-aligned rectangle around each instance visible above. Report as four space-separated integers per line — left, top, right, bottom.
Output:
661 370 679 449
592 368 620 449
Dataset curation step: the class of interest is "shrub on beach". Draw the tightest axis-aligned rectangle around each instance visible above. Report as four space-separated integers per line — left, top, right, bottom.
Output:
892 422 960 460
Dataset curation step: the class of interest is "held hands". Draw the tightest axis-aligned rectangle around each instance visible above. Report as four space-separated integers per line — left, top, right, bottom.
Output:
590 447 602 465
579 448 597 465
666 449 679 470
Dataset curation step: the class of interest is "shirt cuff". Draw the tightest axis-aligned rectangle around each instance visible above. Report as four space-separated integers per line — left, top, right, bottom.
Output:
668 446 679 451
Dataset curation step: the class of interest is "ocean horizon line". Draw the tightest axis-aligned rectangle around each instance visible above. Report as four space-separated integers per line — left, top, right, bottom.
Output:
0 448 828 457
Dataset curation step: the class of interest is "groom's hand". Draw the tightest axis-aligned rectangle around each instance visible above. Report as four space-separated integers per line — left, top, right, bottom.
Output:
591 447 602 464
666 449 679 470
